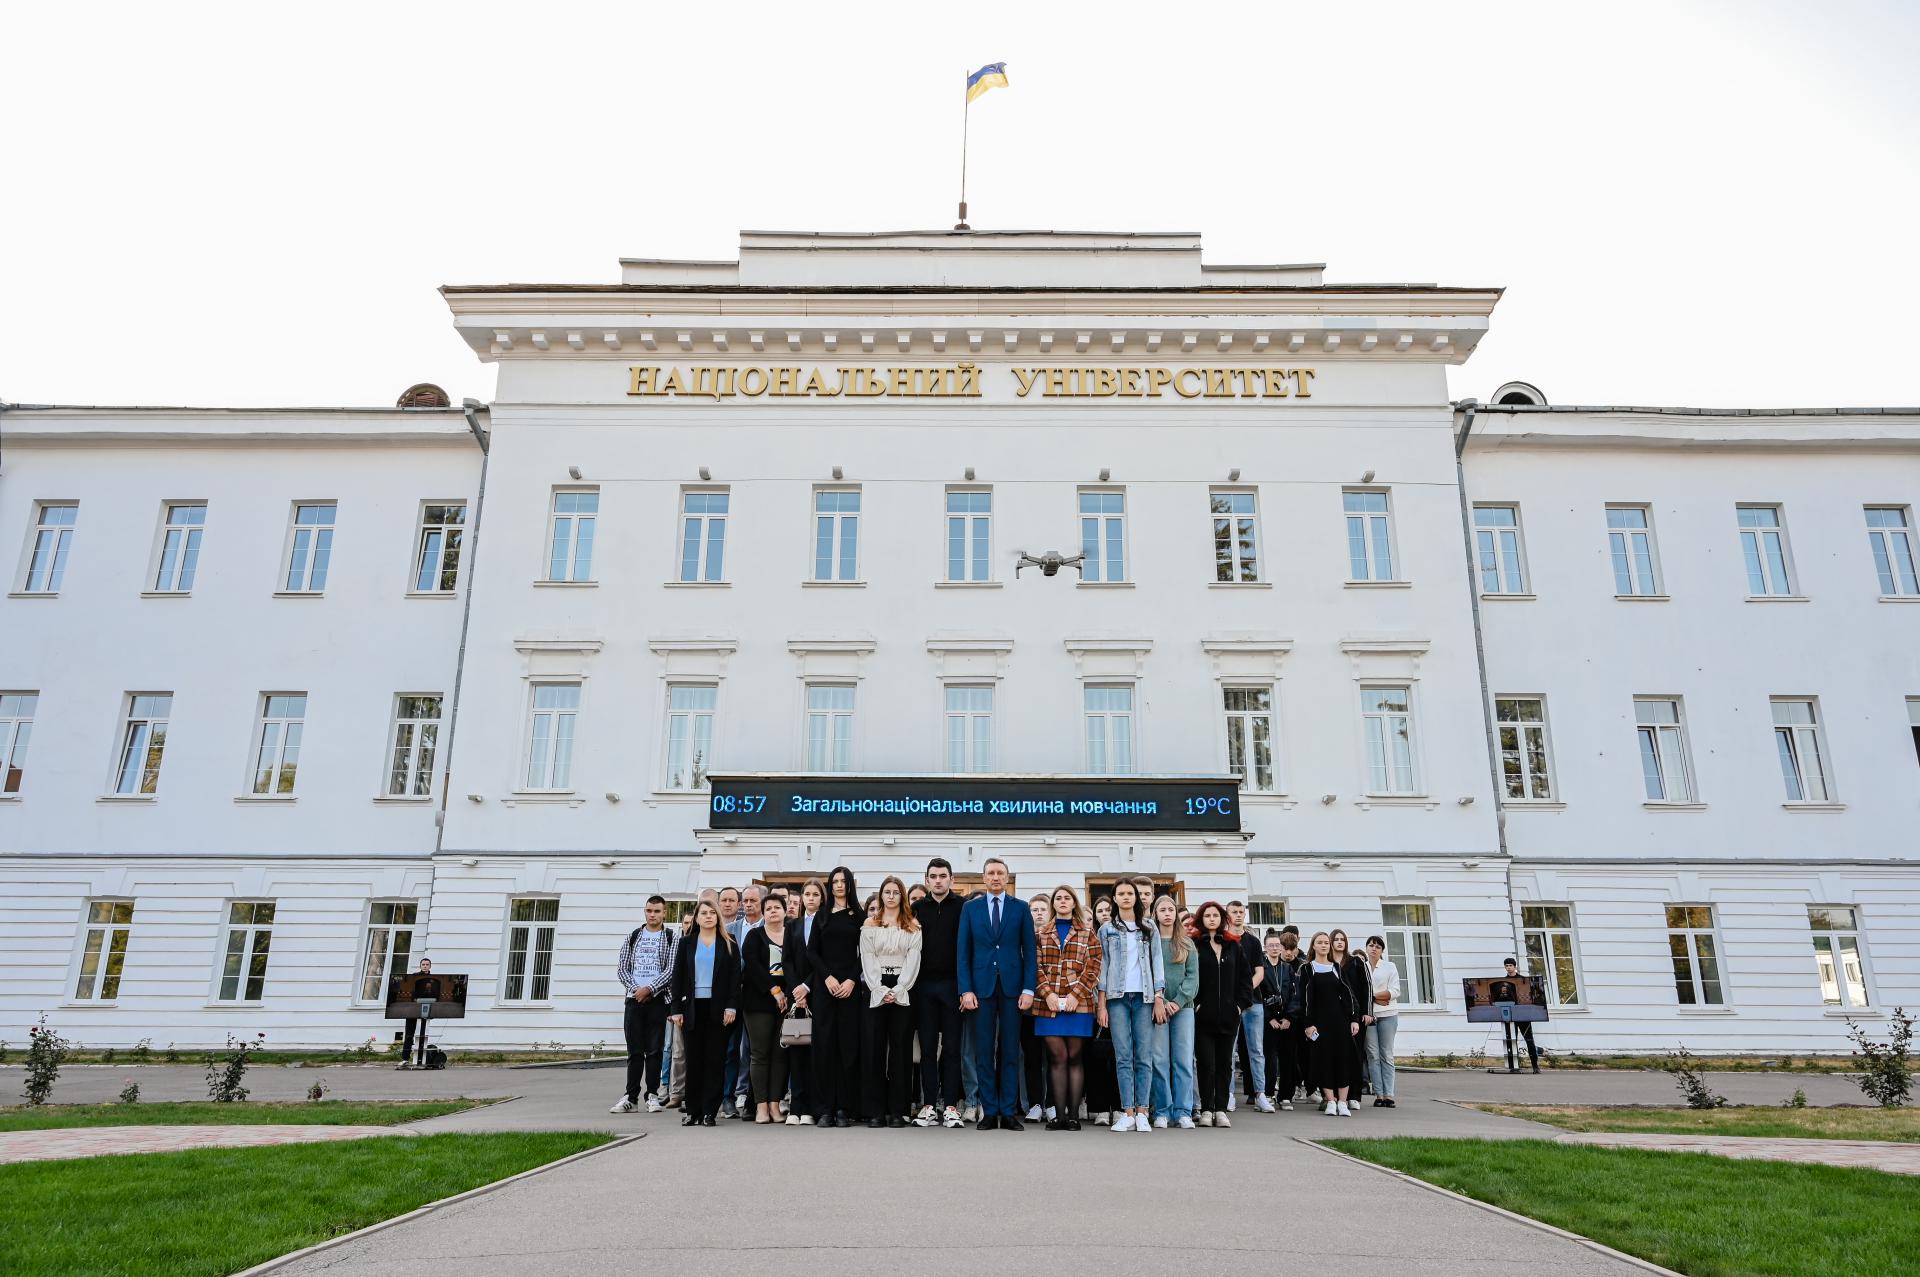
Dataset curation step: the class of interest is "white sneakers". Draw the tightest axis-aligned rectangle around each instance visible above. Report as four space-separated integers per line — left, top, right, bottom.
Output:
1226 1092 1237 1112
797 1114 816 1125
1095 1111 1111 1126
1214 1111 1233 1128
1324 1100 1339 1116
1175 1116 1196 1129
609 1097 637 1114
1152 1115 1169 1129
1111 1113 1137 1132
1135 1115 1151 1133
645 1095 663 1114
1337 1101 1353 1117
914 1105 938 1128
1196 1111 1215 1127
1254 1096 1276 1113
1279 1099 1294 1111
1026 1104 1043 1121
943 1106 965 1129
784 1113 801 1126
1046 1106 1058 1121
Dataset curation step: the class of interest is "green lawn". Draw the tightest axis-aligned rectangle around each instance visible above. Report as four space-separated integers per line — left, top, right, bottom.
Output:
0 1131 611 1277
1327 1137 1920 1277
1477 1103 1920 1142
0 1099 489 1133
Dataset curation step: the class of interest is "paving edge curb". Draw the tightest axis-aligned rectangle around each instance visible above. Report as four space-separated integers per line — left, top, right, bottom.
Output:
230 1132 644 1276
1298 1137 1682 1277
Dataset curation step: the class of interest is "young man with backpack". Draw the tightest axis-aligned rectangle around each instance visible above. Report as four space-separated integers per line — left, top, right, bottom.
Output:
612 894 677 1113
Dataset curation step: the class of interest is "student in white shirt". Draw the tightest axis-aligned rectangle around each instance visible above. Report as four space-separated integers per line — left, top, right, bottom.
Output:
1363 935 1402 1108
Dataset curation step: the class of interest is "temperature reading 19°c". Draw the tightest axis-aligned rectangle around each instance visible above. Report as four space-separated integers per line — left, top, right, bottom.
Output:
710 793 768 815
1185 795 1234 818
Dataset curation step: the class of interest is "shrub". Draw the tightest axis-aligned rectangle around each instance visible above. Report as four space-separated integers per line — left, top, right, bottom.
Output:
1665 1046 1728 1109
350 1036 376 1060
100 1047 117 1064
118 1080 142 1105
163 1042 180 1063
206 1031 267 1102
1847 1007 1914 1109
24 1015 71 1106
1784 1087 1808 1108
307 1079 329 1102
0 1040 8 1064
131 1037 153 1063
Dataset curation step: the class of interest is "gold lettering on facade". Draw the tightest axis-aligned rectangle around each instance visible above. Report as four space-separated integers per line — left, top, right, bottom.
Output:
624 365 1311 401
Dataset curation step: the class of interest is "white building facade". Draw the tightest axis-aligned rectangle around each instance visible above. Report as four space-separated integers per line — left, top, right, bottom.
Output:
1 229 1913 1055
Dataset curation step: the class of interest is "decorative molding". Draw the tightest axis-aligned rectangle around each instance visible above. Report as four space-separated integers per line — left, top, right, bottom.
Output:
1063 636 1153 680
1200 635 1294 681
788 636 877 682
926 635 1015 682
1338 635 1430 677
648 637 740 681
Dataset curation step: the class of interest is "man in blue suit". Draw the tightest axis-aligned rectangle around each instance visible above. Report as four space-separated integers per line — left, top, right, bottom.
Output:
956 857 1037 1130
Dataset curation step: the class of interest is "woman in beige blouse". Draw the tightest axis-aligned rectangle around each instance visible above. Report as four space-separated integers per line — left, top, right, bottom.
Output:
860 875 923 1128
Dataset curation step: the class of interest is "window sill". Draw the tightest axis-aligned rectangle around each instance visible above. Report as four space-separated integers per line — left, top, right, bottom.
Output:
935 580 1003 589
204 1001 265 1010
234 795 297 804
272 591 325 599
1388 1005 1448 1015
1239 794 1297 810
533 579 598 589
648 791 710 803
139 591 191 599
1745 594 1809 603
96 795 156 804
1208 581 1272 590
1824 1007 1879 1018
1344 580 1412 590
1478 592 1536 602
1643 801 1707 812
6 591 58 599
1505 800 1567 811
0 794 19 803
1675 1006 1736 1015
803 580 866 588
1353 796 1439 810
405 590 459 600
1877 594 1920 604
502 793 584 807
60 1001 119 1010
1614 593 1670 602
663 580 731 589
1076 581 1135 589
1783 801 1846 813
494 1002 555 1011
371 795 435 805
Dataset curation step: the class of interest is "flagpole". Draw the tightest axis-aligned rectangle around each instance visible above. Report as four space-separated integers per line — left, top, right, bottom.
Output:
956 71 971 230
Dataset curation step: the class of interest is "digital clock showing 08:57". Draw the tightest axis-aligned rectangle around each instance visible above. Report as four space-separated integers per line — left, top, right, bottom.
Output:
703 775 1242 833
708 793 768 815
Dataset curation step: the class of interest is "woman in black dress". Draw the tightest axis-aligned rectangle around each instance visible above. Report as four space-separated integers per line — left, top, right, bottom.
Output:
1189 900 1253 1127
1294 930 1362 1117
806 865 865 1127
1329 929 1373 1097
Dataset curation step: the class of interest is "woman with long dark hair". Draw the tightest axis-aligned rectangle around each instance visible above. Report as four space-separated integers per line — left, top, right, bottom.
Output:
806 865 864 1127
668 899 740 1127
1329 928 1373 1098
1294 930 1362 1116
1096 878 1164 1134
1033 884 1100 1131
1188 900 1252 1127
784 878 824 1125
860 874 922 1128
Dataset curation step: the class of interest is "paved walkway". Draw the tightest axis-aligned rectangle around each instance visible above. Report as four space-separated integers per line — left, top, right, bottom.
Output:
1555 1130 1920 1175
0 1123 407 1165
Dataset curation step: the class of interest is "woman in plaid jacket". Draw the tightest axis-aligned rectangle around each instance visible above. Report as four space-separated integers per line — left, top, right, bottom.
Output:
1032 885 1102 1130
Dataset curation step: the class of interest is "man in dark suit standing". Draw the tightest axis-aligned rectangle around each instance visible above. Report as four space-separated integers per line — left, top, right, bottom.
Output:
399 959 439 1069
956 858 1036 1130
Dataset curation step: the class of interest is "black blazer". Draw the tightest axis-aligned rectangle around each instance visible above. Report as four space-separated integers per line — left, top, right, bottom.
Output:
785 912 817 998
1191 930 1254 1032
741 925 794 1017
807 906 865 984
1340 954 1373 1021
670 929 742 1014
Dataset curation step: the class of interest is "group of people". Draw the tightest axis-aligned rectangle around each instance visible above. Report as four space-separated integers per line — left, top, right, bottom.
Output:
612 858 1407 1131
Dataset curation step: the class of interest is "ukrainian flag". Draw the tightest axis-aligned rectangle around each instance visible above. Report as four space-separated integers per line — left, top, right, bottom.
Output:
966 62 1008 103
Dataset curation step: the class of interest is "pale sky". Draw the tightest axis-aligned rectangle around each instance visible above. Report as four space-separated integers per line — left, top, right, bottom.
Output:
3 1 1916 409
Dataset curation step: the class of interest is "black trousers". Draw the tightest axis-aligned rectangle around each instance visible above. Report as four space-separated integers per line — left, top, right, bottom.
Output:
401 1017 428 1066
915 977 963 1111
864 1000 914 1119
1195 1023 1237 1114
811 989 863 1119
680 997 730 1120
1263 1019 1294 1099
1020 1014 1045 1110
1516 1020 1539 1065
623 994 669 1102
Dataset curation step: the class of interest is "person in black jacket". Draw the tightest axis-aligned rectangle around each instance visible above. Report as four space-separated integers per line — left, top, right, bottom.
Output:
1292 930 1363 1117
911 857 967 1128
783 878 824 1124
741 892 793 1124
1259 932 1299 1110
1329 929 1373 1097
806 866 865 1127
669 899 741 1127
1188 900 1253 1127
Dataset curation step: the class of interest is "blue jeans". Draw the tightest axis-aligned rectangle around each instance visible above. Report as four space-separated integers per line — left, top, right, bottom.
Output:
1150 1007 1196 1120
1366 1015 1399 1098
1107 993 1154 1110
1237 1002 1267 1097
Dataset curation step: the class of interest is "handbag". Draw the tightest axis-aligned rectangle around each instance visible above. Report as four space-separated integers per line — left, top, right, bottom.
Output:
779 1008 812 1048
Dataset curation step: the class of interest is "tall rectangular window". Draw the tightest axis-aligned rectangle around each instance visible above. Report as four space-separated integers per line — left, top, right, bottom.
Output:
663 684 716 790
944 685 993 772
546 490 598 582
1772 698 1832 802
216 902 276 1002
524 683 580 790
1521 904 1580 1006
1866 507 1919 597
1343 490 1395 581
74 901 134 1001
413 503 467 593
1496 697 1554 800
386 695 442 797
804 684 855 771
1223 685 1276 792
946 490 992 582
1361 686 1416 794
1211 491 1260 582
813 490 860 581
1607 505 1661 595
1380 902 1436 1006
1737 504 1795 596
1807 906 1868 1008
22 502 77 593
0 691 35 795
152 502 207 592
679 491 729 582
1634 698 1695 802
1084 685 1135 774
503 897 560 1002
358 902 417 1002
1245 900 1288 931
1665 904 1724 1005
250 694 307 795
1473 504 1528 594
1079 491 1127 582
282 503 336 593
113 693 172 796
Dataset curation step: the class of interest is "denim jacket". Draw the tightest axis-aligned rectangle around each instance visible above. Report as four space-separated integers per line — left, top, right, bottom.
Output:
1096 920 1165 999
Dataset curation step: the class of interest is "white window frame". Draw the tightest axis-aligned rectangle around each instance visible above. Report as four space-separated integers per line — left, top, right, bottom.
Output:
803 682 856 772
1078 489 1129 583
0 691 36 795
1210 489 1261 583
1737 503 1797 597
18 501 78 593
384 694 443 798
213 901 277 1003
1771 697 1834 804
1606 504 1663 596
280 501 337 594
1664 904 1726 1006
411 501 468 594
1245 899 1288 931
1472 503 1529 595
1807 905 1869 1008
811 487 862 582
1495 696 1555 801
1865 506 1919 597
148 501 207 594
1342 489 1397 582
1222 683 1279 793
356 901 418 1004
248 693 307 796
72 899 134 1002
1520 904 1583 1007
501 896 561 1004
944 684 994 773
521 681 582 792
1083 683 1137 775
678 488 730 583
1359 683 1418 795
1634 697 1696 804
662 682 717 791
945 488 993 583
544 488 599 583
1380 901 1438 1008
111 692 173 796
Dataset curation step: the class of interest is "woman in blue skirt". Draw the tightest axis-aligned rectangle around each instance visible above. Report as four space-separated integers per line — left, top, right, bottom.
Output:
1033 884 1102 1130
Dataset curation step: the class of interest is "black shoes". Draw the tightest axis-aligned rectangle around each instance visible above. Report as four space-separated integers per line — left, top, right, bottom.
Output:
701 1115 717 1127
1066 1118 1083 1131
681 1114 700 1127
887 1115 907 1129
977 1115 1000 1131
1001 1115 1025 1131
868 1117 886 1129
1044 1118 1065 1131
